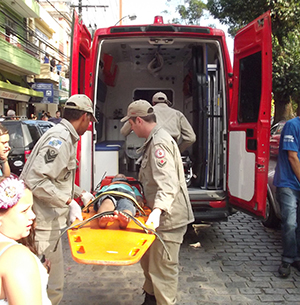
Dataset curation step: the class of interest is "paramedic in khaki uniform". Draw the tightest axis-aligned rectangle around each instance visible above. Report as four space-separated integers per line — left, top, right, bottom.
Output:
121 92 196 153
121 100 194 305
20 94 96 305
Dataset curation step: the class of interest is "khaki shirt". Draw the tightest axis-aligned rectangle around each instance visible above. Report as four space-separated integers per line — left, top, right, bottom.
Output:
121 103 196 153
138 125 194 231
154 103 196 152
20 119 83 230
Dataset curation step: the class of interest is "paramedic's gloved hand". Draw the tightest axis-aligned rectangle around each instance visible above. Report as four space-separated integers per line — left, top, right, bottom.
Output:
81 191 95 206
68 200 83 223
146 208 162 229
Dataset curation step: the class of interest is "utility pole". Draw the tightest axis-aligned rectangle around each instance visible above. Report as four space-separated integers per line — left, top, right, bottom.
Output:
70 2 109 21
119 0 122 25
79 0 82 19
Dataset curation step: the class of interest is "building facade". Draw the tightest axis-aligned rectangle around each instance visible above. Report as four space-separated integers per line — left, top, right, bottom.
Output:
0 0 71 119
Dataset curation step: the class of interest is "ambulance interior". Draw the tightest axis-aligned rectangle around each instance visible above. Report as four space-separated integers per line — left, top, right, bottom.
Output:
93 36 227 201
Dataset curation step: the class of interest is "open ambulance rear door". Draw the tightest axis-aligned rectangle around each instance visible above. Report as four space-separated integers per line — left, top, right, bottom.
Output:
70 10 94 192
228 11 272 218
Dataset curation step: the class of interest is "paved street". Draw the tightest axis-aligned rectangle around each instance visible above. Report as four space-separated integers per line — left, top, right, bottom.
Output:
61 212 300 305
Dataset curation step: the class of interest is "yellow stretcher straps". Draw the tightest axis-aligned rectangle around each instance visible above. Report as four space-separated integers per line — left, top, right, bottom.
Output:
83 190 147 216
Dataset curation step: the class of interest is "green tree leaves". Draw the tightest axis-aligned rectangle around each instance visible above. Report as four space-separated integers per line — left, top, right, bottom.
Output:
206 0 300 120
171 0 207 25
168 0 300 119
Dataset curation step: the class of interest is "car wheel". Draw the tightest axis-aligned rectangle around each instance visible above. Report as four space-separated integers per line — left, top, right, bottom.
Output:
262 196 280 229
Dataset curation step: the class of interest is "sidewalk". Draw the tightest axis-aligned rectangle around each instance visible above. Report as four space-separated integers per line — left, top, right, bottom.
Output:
61 212 300 305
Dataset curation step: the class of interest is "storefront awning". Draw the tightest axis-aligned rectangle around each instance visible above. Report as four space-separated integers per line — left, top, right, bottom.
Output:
0 81 44 101
0 81 43 98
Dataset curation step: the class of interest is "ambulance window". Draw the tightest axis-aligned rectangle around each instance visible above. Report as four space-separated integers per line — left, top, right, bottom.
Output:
78 53 85 94
237 51 262 123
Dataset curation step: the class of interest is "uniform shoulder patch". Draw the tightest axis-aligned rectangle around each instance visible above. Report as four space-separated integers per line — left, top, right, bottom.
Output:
157 158 167 167
45 148 58 164
155 148 165 158
47 137 63 149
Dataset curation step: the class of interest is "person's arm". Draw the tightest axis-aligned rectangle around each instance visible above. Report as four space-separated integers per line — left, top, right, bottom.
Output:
132 186 144 207
23 139 75 208
120 121 132 137
2 245 43 305
136 195 144 207
0 159 10 177
178 115 196 153
149 143 179 213
288 150 300 182
0 141 11 177
74 184 84 199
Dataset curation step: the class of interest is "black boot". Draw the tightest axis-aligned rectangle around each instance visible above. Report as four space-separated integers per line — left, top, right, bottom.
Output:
141 291 157 305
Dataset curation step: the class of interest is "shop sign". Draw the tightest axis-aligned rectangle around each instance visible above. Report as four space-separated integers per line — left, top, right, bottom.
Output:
59 76 69 92
0 90 30 102
32 83 59 104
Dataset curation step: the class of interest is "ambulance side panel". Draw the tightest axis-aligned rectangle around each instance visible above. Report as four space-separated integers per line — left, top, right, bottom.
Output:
228 12 272 218
70 10 93 192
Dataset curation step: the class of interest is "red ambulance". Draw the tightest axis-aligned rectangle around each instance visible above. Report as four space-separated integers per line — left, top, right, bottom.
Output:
70 11 272 222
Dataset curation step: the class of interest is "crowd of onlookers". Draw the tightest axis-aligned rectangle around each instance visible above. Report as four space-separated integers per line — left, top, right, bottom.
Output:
37 110 62 124
0 109 62 124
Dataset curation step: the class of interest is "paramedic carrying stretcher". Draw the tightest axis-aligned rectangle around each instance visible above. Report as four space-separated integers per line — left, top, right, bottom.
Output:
121 99 194 305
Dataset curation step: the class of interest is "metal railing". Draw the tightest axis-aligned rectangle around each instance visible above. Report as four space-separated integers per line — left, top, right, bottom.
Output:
0 7 70 66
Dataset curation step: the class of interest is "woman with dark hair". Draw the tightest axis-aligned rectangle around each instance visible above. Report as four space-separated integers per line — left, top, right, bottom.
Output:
18 218 51 274
0 124 11 177
0 176 51 305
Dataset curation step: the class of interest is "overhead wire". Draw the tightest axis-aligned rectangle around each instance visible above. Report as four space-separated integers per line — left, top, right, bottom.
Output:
10 0 70 34
80 0 118 29
83 0 99 30
0 6 70 64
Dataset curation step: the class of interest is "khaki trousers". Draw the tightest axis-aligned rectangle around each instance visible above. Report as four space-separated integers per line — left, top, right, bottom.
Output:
140 226 186 305
35 229 64 305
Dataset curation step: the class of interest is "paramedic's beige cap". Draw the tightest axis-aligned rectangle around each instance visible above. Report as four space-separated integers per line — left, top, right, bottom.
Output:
64 94 98 122
7 109 15 117
120 100 154 122
152 92 171 105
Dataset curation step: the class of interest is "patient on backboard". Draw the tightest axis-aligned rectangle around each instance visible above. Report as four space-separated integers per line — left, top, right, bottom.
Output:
93 174 144 229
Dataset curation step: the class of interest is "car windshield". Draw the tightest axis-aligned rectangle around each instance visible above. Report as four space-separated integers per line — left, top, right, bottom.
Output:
38 123 53 134
1 122 29 148
271 121 286 136
27 125 41 143
26 122 53 146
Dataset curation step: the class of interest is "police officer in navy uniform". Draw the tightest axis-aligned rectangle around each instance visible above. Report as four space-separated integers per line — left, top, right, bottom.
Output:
121 100 194 305
20 94 96 305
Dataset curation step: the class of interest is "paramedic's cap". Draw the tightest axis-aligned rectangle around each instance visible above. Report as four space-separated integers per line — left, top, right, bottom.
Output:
152 92 171 106
7 110 15 117
120 100 154 122
64 94 98 122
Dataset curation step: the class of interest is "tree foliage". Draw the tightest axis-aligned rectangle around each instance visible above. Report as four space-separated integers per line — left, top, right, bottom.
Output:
206 0 300 121
273 30 300 102
168 0 300 120
168 0 207 25
207 0 300 45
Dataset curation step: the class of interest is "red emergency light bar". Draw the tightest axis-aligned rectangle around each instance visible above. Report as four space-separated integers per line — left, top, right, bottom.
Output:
154 16 163 24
